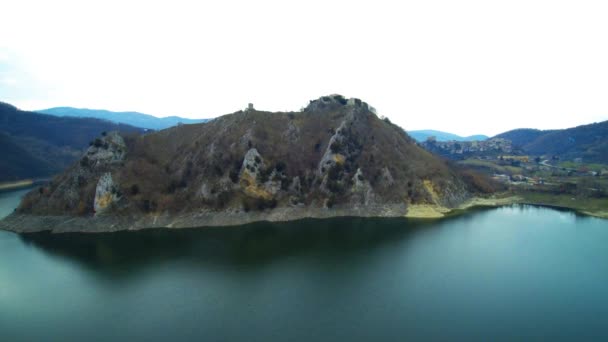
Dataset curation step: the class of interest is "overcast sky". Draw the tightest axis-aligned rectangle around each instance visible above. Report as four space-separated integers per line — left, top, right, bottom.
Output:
1 0 607 136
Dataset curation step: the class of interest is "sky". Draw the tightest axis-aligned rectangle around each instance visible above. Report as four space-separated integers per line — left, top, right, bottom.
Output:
1 0 608 137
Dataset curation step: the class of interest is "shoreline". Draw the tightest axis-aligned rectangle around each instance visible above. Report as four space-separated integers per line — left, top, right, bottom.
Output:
518 202 608 219
404 196 523 219
1 195 605 235
0 180 34 192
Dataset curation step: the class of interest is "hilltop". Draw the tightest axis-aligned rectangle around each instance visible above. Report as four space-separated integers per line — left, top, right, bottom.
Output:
0 95 498 233
0 102 144 182
38 107 210 130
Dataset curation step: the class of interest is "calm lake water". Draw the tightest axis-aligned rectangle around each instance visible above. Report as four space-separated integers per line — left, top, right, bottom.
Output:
1 189 607 341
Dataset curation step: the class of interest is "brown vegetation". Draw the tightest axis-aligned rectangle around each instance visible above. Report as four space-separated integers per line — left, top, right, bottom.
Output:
16 96 478 217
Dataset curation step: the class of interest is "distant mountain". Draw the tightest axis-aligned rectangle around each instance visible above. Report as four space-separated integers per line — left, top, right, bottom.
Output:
407 130 488 142
494 121 608 163
0 132 57 181
37 107 209 130
0 101 144 182
493 128 554 148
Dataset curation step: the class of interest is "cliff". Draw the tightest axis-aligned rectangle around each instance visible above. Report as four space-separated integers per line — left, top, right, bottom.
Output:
1 95 479 233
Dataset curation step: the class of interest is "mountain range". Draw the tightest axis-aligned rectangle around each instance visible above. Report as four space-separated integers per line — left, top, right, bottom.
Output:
407 130 488 142
494 121 608 163
0 102 144 182
37 107 209 130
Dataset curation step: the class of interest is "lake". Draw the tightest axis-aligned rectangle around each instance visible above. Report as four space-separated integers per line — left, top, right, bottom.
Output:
1 189 607 341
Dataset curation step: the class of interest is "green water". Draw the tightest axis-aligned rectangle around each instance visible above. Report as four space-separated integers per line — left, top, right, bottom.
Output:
1 189 607 341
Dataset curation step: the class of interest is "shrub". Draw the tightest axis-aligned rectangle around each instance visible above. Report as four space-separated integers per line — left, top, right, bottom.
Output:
328 164 343 181
458 168 504 194
330 141 343 154
130 184 140 195
77 176 86 187
258 198 277 210
327 179 344 194
275 161 286 173
142 199 157 212
80 156 90 167
229 169 240 183
242 197 277 211
258 167 272 183
333 95 347 105
326 195 336 208
281 177 290 191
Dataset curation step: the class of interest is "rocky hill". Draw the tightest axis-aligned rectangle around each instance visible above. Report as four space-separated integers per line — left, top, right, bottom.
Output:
1 95 490 233
493 128 551 148
0 102 145 182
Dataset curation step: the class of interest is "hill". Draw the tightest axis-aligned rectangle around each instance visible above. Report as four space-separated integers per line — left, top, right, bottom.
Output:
494 121 608 162
0 132 57 181
493 128 553 147
408 129 488 142
1 95 495 233
0 101 144 182
38 107 209 130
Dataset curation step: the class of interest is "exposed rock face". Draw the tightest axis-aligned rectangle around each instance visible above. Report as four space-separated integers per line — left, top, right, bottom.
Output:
85 132 127 166
239 148 273 200
2 95 487 233
93 173 120 215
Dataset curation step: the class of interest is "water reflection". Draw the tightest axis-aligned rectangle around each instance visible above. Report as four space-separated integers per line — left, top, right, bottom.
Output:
18 217 445 278
4 203 608 341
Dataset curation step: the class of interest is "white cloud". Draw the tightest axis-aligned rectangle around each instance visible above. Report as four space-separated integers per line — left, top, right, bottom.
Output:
0 0 607 136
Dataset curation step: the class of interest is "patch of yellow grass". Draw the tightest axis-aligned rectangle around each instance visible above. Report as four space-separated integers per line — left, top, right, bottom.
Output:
458 196 521 210
423 180 439 204
333 154 345 165
406 204 450 218
240 171 272 200
96 193 113 210
0 179 33 191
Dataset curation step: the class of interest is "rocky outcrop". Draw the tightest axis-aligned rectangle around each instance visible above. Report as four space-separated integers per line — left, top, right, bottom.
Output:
239 148 273 200
84 132 127 167
93 173 120 215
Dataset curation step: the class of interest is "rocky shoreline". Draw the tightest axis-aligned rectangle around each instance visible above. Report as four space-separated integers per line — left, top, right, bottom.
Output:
2 195 605 234
0 196 514 234
0 204 408 234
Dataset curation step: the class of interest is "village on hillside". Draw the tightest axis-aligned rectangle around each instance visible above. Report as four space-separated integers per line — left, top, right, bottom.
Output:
419 135 608 208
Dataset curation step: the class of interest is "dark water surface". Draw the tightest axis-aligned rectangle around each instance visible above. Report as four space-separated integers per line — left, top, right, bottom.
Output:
1 190 607 341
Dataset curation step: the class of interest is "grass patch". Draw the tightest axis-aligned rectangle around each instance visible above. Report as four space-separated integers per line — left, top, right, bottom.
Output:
558 161 607 172
516 190 608 213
